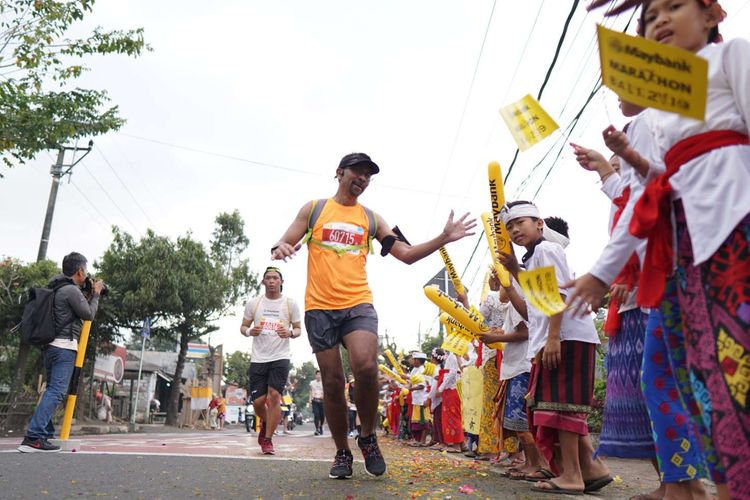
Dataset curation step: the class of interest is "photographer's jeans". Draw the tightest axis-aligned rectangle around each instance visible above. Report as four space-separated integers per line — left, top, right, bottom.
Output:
26 346 76 440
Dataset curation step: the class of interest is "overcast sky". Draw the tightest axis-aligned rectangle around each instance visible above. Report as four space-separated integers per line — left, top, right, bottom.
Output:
2 1 749 367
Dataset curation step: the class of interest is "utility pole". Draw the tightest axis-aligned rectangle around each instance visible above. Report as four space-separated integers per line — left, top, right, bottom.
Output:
37 141 93 262
9 142 95 413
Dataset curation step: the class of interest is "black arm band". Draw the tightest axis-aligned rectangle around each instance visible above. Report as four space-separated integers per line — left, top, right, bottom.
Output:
380 225 411 256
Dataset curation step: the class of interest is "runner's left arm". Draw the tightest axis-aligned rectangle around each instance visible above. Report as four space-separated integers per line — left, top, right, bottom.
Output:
271 201 314 261
376 210 476 265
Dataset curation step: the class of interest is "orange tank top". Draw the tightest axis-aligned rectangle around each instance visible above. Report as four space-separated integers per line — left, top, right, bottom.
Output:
305 199 373 311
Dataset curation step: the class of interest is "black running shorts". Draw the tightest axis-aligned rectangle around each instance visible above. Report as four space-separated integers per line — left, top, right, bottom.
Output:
247 359 290 401
304 304 378 353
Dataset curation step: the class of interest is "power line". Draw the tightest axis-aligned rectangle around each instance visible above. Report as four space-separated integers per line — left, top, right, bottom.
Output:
116 132 468 198
78 159 143 236
424 0 498 237
503 0 582 184
95 145 157 229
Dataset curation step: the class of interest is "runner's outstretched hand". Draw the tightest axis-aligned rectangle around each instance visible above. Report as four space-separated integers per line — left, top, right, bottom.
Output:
272 242 302 262
442 210 477 243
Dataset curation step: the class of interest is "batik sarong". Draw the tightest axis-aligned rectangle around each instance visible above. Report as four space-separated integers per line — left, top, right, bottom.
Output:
597 309 655 459
674 201 749 497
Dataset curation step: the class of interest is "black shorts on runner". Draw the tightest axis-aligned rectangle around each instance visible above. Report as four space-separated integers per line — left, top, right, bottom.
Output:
304 303 378 353
248 359 290 401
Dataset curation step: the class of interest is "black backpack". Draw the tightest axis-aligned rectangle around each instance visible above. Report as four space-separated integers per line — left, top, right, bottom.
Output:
20 282 75 346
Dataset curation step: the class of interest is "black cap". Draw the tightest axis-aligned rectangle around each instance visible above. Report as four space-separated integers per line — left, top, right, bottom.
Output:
338 152 380 174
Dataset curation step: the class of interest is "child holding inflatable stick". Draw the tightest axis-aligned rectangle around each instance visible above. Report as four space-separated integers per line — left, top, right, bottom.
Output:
474 270 550 481
568 2 750 498
499 202 611 495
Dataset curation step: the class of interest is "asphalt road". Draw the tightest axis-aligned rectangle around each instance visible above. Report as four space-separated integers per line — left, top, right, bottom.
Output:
0 423 666 499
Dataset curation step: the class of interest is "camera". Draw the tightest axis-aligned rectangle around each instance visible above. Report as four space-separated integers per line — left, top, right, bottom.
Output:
83 275 109 297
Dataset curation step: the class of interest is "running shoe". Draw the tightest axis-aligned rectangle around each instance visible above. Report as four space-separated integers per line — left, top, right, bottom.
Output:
357 434 386 476
329 449 354 479
257 420 266 445
260 437 275 455
17 437 60 453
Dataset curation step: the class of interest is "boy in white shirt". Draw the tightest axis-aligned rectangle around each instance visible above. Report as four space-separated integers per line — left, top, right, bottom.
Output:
499 202 611 495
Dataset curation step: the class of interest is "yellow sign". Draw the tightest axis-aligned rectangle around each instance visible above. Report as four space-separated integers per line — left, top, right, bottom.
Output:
499 95 559 151
597 24 708 121
517 266 567 317
442 326 473 356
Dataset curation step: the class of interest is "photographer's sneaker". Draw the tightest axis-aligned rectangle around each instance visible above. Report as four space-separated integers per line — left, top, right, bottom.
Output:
260 437 275 455
18 437 60 453
328 449 354 479
357 434 386 476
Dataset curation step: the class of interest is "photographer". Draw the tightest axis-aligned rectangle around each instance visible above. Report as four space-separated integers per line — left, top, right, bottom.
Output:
18 252 103 453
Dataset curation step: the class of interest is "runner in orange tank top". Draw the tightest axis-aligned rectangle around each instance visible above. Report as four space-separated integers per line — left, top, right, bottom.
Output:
271 152 476 480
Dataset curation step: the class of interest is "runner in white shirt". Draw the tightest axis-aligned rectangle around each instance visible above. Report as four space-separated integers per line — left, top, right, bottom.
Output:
240 267 301 455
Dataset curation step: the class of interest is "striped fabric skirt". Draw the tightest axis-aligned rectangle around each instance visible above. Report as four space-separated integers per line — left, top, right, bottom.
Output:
528 340 596 419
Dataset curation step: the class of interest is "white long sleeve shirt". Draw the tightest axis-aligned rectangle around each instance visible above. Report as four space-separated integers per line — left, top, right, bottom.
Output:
644 39 750 266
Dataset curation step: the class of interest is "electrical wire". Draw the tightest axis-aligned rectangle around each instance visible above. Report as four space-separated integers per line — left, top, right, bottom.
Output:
95 145 157 229
424 0 498 237
78 160 143 236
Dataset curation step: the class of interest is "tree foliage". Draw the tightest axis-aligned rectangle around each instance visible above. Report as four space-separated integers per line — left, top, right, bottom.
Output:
289 360 317 412
0 0 149 170
0 257 58 388
223 350 251 390
96 211 258 425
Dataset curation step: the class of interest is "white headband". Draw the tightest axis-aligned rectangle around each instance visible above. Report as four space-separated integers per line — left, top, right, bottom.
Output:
501 204 570 249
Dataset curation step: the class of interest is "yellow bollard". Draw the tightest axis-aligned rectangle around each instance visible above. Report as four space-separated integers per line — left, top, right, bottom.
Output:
59 320 92 440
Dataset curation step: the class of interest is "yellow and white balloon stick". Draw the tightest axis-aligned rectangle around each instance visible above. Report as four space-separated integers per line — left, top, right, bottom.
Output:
439 311 474 337
384 349 406 376
487 162 512 256
379 364 406 385
481 212 511 288
438 247 466 295
425 285 488 335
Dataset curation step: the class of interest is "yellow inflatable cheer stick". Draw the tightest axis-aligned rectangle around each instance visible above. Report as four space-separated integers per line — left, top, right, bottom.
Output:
379 364 406 385
438 247 466 295
481 212 511 287
423 361 437 377
424 285 488 334
439 311 474 337
487 162 512 255
384 349 406 376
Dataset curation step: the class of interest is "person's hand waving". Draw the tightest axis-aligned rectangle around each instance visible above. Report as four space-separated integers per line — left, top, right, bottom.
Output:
442 210 477 243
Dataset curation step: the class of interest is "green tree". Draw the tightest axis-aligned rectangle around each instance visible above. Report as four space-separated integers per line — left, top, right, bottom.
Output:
97 211 258 426
223 350 251 389
0 257 58 391
0 0 149 170
290 360 317 411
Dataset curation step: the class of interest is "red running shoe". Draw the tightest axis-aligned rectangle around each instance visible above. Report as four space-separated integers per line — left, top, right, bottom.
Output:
260 437 275 455
257 420 266 445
